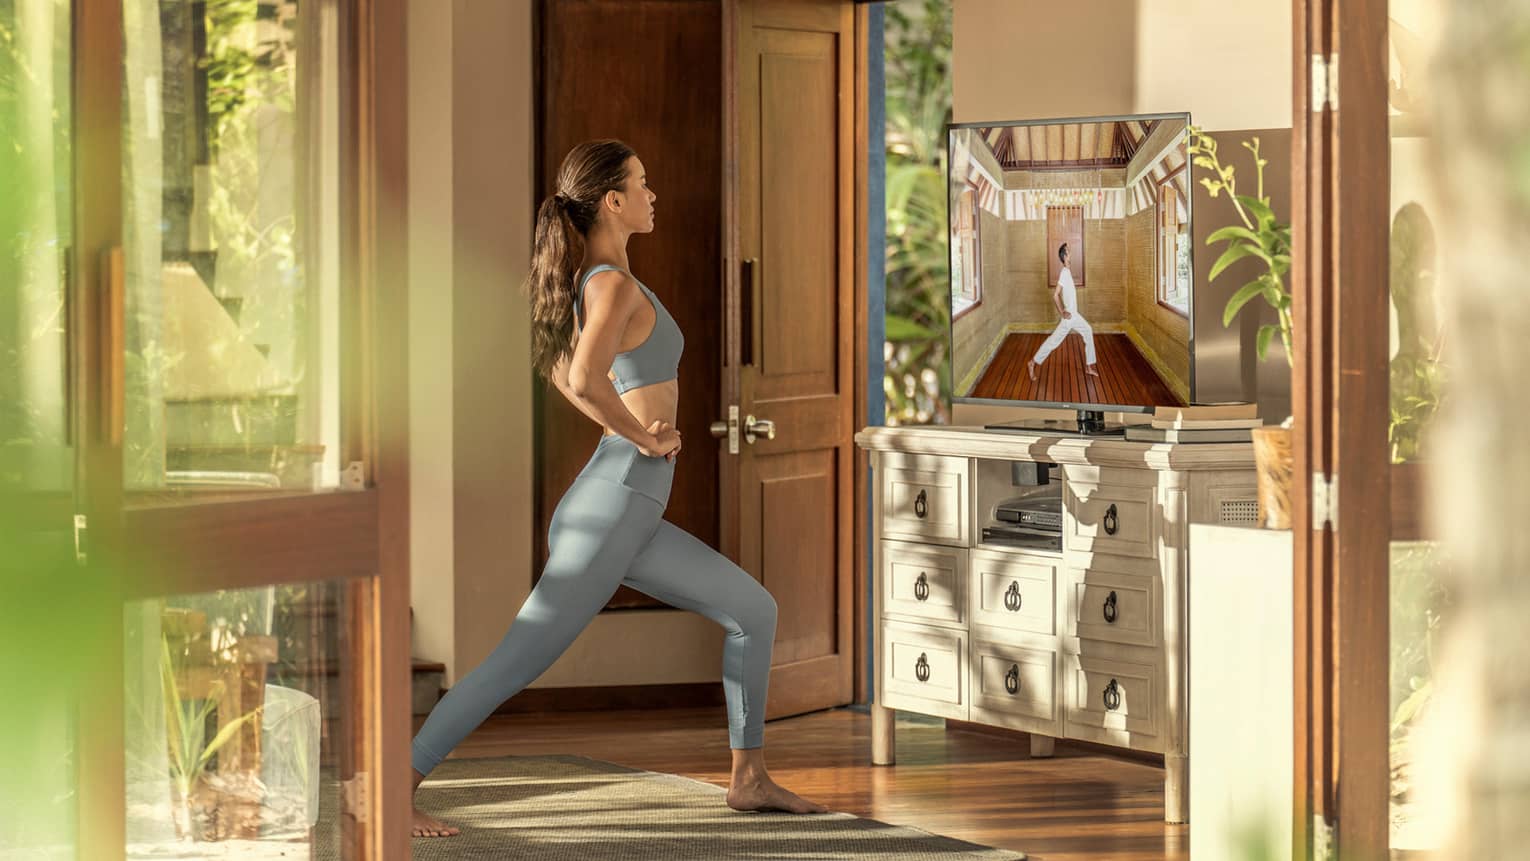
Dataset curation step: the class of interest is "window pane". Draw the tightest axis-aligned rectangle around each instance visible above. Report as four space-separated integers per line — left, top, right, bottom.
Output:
1387 3 1449 853
1 2 78 855
0 0 73 495
121 0 343 497
125 581 355 859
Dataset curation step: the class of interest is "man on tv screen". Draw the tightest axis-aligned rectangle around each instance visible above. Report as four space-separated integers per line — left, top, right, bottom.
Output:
1028 242 1098 382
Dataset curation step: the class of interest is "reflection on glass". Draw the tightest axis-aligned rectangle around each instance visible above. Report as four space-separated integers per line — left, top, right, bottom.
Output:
121 0 342 496
1 1 78 858
1387 2 1449 853
0 0 73 494
126 582 348 859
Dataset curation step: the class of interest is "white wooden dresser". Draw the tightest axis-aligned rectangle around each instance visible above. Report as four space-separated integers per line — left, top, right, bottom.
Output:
854 425 1258 823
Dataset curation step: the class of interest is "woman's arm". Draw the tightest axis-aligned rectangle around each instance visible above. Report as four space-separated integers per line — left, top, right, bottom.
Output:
562 271 668 451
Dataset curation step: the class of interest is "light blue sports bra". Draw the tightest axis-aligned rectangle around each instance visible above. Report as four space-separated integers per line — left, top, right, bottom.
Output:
573 264 684 393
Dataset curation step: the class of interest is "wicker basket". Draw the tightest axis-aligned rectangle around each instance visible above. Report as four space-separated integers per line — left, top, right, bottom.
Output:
1250 426 1294 529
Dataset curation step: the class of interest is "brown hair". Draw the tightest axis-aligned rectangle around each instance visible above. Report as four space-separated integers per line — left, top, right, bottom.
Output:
525 139 637 380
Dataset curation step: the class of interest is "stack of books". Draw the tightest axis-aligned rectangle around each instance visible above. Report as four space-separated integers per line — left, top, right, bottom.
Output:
1124 403 1262 443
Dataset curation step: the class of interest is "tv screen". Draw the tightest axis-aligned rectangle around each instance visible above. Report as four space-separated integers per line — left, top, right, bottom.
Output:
947 113 1194 413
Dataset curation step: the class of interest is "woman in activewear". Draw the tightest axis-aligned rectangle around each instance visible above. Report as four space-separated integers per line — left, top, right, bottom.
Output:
409 139 826 838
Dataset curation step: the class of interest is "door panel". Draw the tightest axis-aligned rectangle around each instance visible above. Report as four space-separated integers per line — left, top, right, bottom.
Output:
736 0 856 718
535 0 724 609
754 448 838 663
757 32 838 389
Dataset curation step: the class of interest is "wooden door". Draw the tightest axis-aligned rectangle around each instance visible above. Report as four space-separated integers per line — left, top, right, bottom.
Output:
732 0 858 718
1046 205 1085 287
535 0 725 610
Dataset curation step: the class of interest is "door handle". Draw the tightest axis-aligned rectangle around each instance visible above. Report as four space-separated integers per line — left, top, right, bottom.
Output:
741 257 758 366
744 415 774 444
103 247 125 446
711 405 740 454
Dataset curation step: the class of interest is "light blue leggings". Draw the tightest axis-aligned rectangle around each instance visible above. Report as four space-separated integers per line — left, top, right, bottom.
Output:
410 433 778 777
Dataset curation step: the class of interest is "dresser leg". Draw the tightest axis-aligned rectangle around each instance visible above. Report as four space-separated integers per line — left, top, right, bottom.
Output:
871 703 896 765
1165 753 1188 824
1029 733 1055 758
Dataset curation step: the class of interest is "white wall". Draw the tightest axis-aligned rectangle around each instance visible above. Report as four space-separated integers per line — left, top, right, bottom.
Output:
1134 0 1292 132
408 0 456 680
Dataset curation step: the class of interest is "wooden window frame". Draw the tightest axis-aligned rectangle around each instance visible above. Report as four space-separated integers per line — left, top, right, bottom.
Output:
1155 165 1189 318
1292 0 1391 858
953 180 984 321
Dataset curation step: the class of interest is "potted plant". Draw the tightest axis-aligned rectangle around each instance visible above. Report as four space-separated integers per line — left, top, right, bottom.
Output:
1187 127 1295 528
161 635 264 842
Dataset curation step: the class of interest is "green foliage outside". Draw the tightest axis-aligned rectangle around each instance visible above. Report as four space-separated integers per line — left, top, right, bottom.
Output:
883 0 952 426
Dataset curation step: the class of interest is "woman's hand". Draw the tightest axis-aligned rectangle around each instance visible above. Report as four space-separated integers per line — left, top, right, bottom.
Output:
639 418 681 459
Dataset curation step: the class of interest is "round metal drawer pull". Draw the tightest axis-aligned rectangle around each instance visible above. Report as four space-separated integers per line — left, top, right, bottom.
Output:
914 571 930 602
913 488 928 519
914 652 931 683
1103 678 1122 711
1005 664 1021 695
1103 503 1119 536
1004 581 1022 612
1103 590 1118 624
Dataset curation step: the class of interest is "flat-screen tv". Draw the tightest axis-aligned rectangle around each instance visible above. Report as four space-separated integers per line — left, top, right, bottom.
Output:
946 112 1194 433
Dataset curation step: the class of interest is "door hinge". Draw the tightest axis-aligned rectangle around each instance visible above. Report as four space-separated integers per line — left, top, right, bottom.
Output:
341 771 370 822
1311 53 1338 112
73 514 88 566
1312 472 1337 532
1313 812 1337 861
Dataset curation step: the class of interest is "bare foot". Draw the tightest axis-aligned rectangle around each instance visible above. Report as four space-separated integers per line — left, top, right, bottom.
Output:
1027 361 1038 381
1085 365 1100 377
726 777 828 814
412 806 460 838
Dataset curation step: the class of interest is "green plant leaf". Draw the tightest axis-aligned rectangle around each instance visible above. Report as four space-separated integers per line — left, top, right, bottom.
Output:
1209 242 1262 281
1207 225 1262 246
1235 194 1275 225
195 707 263 774
1223 279 1268 326
1257 324 1279 360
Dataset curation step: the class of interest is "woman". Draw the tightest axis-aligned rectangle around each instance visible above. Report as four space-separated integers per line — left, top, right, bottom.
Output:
410 140 826 838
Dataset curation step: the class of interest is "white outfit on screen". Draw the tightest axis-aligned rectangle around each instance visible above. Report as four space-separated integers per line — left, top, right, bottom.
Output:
1032 265 1096 365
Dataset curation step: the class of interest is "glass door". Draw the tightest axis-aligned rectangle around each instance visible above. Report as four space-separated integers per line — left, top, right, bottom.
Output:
2 1 411 857
0 2 89 857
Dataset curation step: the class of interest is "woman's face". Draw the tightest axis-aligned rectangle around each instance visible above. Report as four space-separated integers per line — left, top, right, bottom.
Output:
606 155 656 234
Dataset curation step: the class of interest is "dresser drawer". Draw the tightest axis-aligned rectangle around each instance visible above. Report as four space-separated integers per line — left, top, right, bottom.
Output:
1064 653 1160 744
880 621 967 720
878 452 968 546
1064 567 1160 649
970 637 1059 731
881 540 965 626
968 549 1055 636
1063 467 1157 560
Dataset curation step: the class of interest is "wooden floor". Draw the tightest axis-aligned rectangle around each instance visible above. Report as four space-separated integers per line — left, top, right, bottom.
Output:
970 332 1185 407
426 706 1186 861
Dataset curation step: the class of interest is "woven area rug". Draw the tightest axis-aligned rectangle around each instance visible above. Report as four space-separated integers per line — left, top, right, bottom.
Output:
393 755 1026 860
